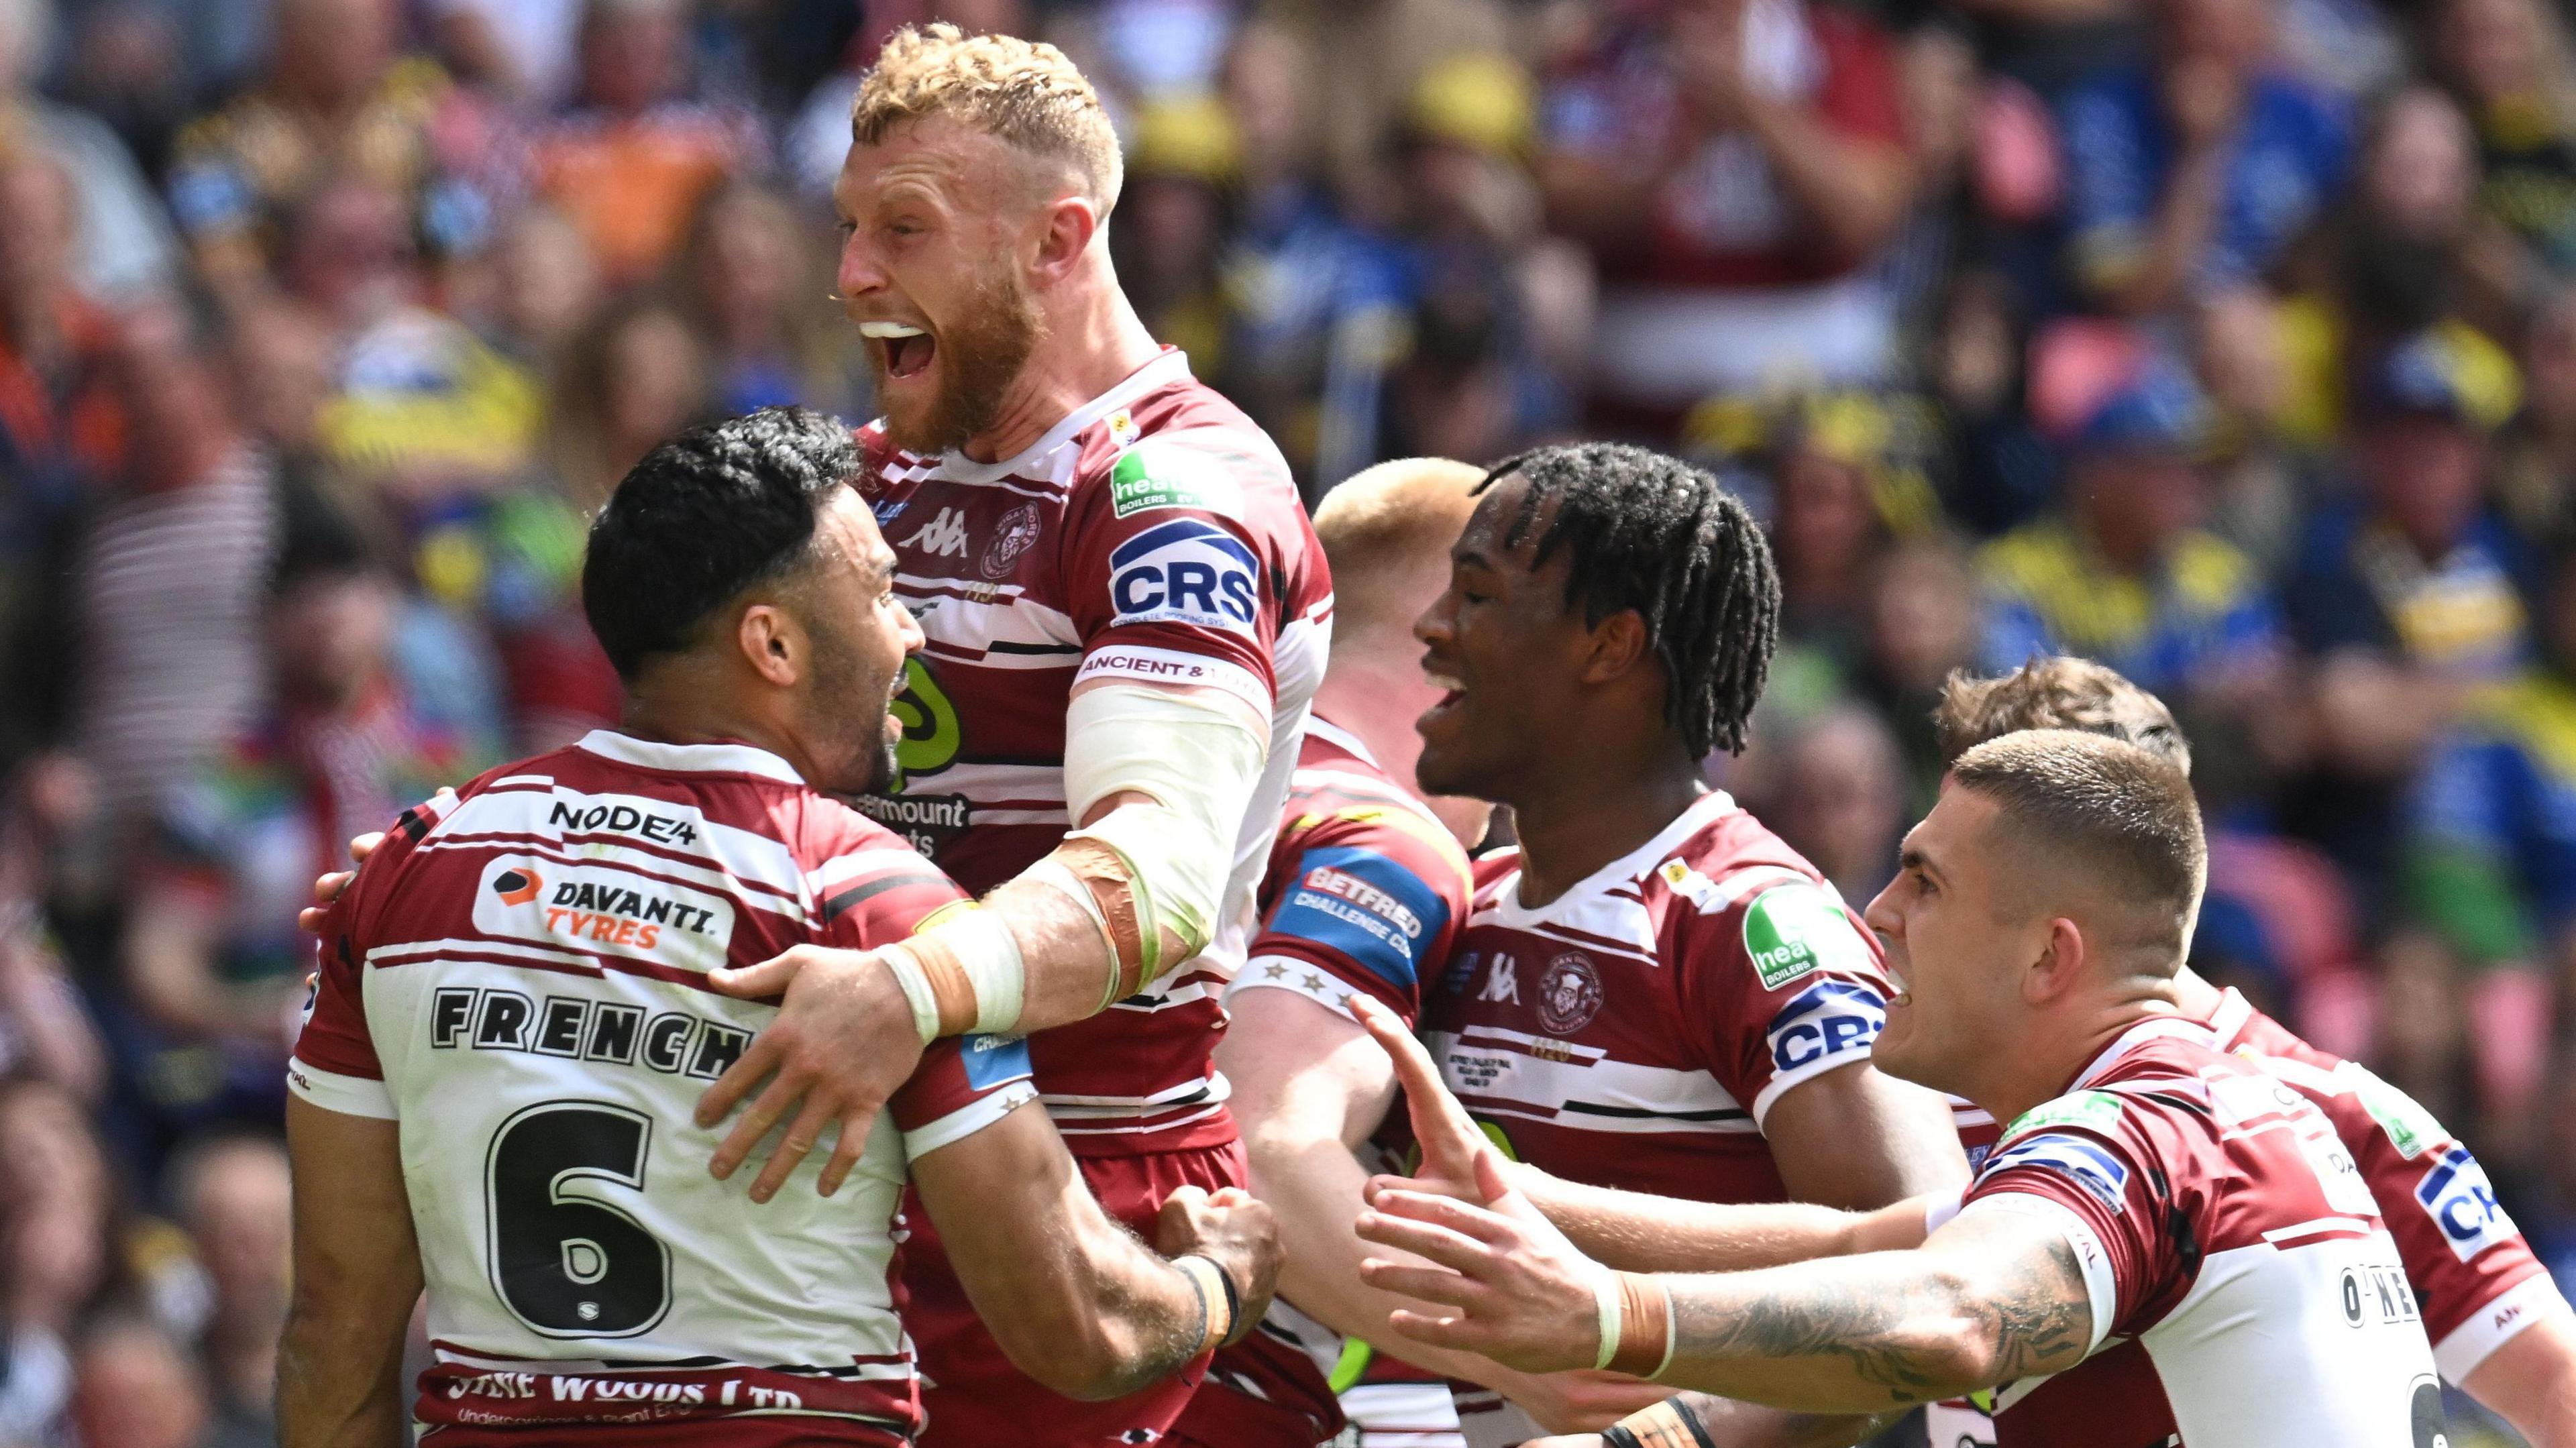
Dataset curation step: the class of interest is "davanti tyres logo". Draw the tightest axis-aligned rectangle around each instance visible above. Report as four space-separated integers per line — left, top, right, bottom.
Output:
492 867 544 906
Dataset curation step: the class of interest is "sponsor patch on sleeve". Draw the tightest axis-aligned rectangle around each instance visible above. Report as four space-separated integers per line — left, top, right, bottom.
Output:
1107 518 1261 634
2414 1144 2519 1264
2341 1062 2449 1160
1764 979 1887 1076
1109 440 1239 518
1741 882 1875 991
1263 844 1450 988
2000 1089 2126 1144
959 1032 1034 1093
1980 1131 2133 1212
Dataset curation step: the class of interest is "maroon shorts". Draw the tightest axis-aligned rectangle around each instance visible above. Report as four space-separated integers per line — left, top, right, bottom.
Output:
901 1138 1250 1447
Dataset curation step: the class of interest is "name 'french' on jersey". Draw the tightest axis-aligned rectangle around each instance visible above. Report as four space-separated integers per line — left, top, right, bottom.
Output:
1959 1019 2443 1448
854 349 1332 1155
1422 790 1895 1203
289 732 1035 1447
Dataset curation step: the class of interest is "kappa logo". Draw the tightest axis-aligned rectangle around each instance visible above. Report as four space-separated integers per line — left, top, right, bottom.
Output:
903 506 970 557
1536 952 1603 1035
1477 954 1520 1005
981 502 1042 579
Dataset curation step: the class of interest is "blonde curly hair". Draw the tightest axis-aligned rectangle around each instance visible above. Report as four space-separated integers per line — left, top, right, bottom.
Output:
851 23 1122 207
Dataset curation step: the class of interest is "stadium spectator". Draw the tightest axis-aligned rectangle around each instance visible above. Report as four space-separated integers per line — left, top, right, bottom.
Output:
672 178 862 417
166 1136 286 1448
119 491 469 1136
1538 0 1915 411
0 0 176 302
530 0 765 284
66 1316 207 1448
2438 0 2576 283
164 0 498 298
2057 0 2351 315
1977 327 2279 700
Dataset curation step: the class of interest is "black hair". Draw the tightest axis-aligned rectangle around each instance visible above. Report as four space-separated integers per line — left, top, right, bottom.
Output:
1481 442 1780 757
581 406 859 681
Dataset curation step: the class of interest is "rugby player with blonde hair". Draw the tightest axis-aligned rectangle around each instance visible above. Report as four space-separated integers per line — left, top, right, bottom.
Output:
692 25 1333 1447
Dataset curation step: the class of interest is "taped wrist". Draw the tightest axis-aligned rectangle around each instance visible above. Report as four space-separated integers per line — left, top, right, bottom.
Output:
1173 1254 1239 1353
1593 1270 1675 1378
1604 1400 1718 1448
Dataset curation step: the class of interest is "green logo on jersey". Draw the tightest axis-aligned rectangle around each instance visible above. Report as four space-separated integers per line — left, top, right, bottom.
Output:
1109 441 1236 518
2002 1089 2125 1144
1741 883 1871 991
889 657 961 783
2342 1062 2443 1159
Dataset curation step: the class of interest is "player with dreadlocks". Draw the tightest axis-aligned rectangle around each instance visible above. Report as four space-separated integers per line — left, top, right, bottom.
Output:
1405 443 1970 1446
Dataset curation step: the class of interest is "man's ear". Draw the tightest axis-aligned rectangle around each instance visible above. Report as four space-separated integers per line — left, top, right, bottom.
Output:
2021 917 2088 1007
1031 192 1100 284
737 602 801 688
1576 609 1652 686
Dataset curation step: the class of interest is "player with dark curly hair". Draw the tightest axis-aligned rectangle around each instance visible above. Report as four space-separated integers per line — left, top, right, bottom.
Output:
1406 442 1970 1446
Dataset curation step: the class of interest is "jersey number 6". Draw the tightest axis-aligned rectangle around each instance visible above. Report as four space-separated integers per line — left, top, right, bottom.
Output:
486 1101 674 1338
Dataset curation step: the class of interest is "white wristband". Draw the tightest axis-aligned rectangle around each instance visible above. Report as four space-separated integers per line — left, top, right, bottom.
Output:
1022 856 1123 1007
1591 1269 1623 1372
879 943 943 1046
936 906 1026 1036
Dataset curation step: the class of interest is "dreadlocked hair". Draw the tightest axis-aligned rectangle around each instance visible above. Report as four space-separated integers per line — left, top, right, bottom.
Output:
1481 442 1780 757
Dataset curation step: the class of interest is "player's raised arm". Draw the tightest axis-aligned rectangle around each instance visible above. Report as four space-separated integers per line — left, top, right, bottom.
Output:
278 1095 423 1448
910 1090 1283 1399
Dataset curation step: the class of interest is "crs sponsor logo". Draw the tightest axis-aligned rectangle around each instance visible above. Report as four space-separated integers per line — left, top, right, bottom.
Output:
1108 518 1258 632
1766 979 1886 1076
1980 1132 2131 1211
473 858 734 973
2415 1144 2518 1263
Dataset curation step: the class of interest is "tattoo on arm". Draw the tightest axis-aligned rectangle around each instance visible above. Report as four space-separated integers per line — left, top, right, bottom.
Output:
1670 1234 2093 1406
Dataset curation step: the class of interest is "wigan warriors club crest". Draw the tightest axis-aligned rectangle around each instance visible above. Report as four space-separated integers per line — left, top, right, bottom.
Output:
981 503 1042 579
1536 952 1604 1036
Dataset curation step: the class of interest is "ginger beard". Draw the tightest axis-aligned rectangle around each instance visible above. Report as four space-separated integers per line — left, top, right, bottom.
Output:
868 266 1048 456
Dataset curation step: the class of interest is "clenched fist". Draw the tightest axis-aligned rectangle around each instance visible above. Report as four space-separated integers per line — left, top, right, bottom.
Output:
1155 1184 1283 1346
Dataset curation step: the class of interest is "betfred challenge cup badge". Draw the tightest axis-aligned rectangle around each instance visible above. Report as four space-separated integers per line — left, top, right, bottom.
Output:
981 503 1042 579
1536 952 1604 1036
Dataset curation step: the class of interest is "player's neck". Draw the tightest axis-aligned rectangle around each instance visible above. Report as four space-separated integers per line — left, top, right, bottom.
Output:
621 674 822 787
1507 750 1710 908
1978 991 2193 1125
961 261 1162 464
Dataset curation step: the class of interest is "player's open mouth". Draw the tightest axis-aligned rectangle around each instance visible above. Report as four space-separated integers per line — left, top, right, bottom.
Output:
860 321 936 380
1886 962 1911 1006
1418 667 1466 728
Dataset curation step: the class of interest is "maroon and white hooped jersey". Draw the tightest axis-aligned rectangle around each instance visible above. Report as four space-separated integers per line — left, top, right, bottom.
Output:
2204 987 2571 1382
1958 1018 2444 1448
853 349 1332 1154
290 732 1036 1446
1421 791 1896 1204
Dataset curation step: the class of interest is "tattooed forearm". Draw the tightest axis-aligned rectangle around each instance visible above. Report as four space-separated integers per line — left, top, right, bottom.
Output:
1980 1235 2090 1383
1654 1222 2096 1412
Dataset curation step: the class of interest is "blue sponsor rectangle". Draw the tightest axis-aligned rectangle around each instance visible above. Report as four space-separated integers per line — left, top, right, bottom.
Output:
1262 845 1450 989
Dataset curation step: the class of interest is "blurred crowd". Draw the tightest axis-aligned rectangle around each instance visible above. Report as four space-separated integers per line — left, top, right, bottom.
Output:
2 0 2576 1441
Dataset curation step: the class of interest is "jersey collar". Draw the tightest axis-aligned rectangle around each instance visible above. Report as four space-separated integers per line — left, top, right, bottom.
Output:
576 729 806 786
2065 1013 2223 1093
1485 789 1739 926
932 349 1194 487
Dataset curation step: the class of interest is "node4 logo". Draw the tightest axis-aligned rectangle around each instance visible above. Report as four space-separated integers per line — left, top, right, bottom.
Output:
1108 518 1258 633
